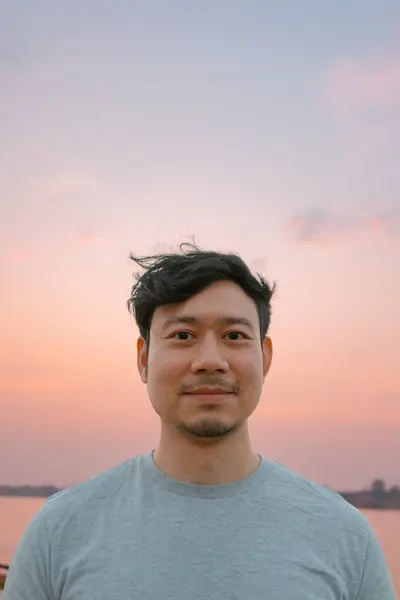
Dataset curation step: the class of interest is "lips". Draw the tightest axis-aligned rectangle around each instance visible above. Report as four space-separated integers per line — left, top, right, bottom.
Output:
186 387 233 395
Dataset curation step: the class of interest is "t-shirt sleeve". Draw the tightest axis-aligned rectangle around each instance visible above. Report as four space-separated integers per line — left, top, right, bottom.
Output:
355 525 397 600
4 509 53 600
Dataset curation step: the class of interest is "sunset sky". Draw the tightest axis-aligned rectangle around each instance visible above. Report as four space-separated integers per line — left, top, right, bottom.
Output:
1 1 399 490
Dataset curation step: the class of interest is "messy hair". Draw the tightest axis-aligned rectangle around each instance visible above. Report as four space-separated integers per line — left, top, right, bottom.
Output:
127 243 275 343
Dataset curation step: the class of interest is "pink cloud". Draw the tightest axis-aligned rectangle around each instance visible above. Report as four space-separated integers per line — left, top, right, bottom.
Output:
250 257 267 272
325 58 400 112
8 248 38 261
323 52 400 165
76 229 102 245
287 208 400 244
42 174 102 197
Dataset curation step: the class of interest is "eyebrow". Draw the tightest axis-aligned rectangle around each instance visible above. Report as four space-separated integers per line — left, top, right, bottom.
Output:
161 316 255 333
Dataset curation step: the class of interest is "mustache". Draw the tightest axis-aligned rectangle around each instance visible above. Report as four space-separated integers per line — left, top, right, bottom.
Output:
178 376 239 395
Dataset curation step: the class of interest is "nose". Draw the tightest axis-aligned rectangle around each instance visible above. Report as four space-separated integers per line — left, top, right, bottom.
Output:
190 333 229 374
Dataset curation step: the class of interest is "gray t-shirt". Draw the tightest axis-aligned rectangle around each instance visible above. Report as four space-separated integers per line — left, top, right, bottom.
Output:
5 453 396 599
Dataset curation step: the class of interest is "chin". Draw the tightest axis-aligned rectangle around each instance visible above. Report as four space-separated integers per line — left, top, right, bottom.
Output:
178 418 241 440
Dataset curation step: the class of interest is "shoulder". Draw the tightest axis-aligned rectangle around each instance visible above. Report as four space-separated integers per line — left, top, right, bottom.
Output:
36 455 143 531
263 459 372 539
5 457 147 598
260 461 396 597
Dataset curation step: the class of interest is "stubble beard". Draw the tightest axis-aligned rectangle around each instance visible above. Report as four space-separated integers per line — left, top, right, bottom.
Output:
177 415 242 440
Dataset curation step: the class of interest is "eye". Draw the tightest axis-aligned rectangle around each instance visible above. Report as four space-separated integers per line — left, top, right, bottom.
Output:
224 331 248 341
171 331 194 341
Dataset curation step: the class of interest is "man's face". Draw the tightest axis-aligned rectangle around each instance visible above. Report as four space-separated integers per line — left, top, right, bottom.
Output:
137 280 272 440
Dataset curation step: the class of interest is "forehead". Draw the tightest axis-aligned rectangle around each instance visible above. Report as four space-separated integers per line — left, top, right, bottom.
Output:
151 280 259 330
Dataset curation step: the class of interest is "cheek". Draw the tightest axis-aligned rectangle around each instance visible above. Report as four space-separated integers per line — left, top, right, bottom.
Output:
148 348 187 385
236 351 264 381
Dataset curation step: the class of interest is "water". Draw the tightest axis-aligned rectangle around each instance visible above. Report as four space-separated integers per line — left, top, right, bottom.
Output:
1 497 399 594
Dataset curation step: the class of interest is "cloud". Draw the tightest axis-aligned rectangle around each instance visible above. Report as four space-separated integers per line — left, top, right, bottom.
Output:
325 58 400 113
75 229 106 246
42 174 102 197
323 52 400 164
250 257 267 273
76 228 96 243
5 229 105 262
287 208 400 244
8 247 38 261
36 174 106 247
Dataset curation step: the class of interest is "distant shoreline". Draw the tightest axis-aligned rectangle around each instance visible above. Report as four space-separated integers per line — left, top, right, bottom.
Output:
1 480 400 509
0 486 61 499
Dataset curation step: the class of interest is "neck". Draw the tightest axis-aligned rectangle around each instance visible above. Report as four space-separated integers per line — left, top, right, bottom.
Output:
153 423 260 485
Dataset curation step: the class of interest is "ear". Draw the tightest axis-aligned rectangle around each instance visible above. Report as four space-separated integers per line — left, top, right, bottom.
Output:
262 336 273 378
137 337 148 384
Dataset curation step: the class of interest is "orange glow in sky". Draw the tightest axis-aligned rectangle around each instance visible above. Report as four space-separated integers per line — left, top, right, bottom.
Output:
1 2 399 491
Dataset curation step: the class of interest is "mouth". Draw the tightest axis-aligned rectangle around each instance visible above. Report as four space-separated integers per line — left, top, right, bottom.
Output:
183 387 235 404
185 386 234 395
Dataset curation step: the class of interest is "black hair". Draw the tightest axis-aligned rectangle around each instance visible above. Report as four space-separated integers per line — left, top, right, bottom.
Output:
127 243 275 343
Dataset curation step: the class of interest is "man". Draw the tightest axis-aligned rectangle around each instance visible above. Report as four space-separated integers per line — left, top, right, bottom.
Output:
5 244 396 599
